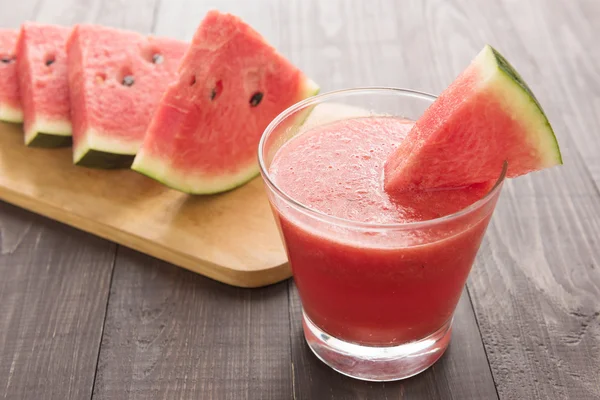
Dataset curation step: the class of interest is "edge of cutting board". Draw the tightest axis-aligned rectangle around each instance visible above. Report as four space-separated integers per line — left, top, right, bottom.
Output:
0 122 291 288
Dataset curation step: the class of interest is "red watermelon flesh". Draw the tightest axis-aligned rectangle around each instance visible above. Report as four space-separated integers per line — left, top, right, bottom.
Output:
0 29 22 123
67 24 187 168
384 45 562 193
132 10 319 194
16 22 72 147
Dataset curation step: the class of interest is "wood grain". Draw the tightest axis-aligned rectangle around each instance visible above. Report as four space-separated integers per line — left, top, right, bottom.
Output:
0 204 115 400
0 122 289 288
0 2 116 400
508 0 600 185
92 248 292 400
412 0 600 398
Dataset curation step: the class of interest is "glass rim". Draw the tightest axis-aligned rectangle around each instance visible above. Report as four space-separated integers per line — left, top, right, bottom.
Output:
258 87 507 230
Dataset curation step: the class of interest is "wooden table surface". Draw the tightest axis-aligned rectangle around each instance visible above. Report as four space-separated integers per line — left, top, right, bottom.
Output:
1 0 599 399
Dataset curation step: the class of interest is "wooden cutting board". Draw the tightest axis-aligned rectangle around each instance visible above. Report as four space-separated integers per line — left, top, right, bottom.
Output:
0 121 289 288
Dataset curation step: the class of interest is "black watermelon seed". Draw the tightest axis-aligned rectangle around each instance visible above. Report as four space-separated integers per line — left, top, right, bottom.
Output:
122 75 135 87
1 56 14 64
152 53 164 64
189 75 196 86
211 80 223 101
250 92 263 107
45 55 56 66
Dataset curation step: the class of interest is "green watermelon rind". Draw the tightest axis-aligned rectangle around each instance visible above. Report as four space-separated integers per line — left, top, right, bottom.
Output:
132 79 320 195
24 118 73 148
28 133 72 147
73 128 140 168
76 150 135 169
481 45 562 166
0 104 23 123
132 156 264 195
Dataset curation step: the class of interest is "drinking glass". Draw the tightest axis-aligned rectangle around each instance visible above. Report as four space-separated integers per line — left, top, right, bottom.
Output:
258 88 506 381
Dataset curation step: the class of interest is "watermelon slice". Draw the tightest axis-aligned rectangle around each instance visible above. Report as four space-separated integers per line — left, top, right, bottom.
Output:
0 29 22 123
384 45 562 193
67 25 187 168
132 10 319 194
16 22 72 147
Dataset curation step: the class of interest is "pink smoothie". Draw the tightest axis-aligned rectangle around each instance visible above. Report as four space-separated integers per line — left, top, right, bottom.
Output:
269 116 497 346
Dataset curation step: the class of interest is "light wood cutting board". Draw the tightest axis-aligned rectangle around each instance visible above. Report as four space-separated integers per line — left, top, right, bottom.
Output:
0 121 289 288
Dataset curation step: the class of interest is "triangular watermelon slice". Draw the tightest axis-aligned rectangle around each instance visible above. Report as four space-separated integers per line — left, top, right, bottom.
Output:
384 45 562 193
67 25 187 168
16 22 72 147
132 10 319 194
0 29 22 123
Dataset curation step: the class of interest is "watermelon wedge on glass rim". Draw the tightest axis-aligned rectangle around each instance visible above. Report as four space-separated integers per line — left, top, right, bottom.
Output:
0 29 22 123
67 25 187 168
384 44 562 194
132 10 319 194
16 22 72 147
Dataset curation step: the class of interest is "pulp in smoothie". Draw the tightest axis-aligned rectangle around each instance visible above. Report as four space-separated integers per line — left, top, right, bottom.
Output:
269 116 497 346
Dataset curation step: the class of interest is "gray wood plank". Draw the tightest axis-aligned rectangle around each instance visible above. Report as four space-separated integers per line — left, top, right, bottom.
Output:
92 0 160 33
0 201 115 400
290 283 499 400
410 0 600 398
34 0 157 31
152 0 291 44
0 3 117 400
91 248 292 400
0 0 38 28
513 0 600 185
34 0 102 25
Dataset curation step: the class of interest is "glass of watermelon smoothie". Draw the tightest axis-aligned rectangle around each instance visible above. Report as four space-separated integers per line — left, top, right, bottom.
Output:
258 88 507 381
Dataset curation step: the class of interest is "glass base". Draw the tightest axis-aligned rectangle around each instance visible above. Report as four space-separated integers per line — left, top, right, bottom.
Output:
302 312 452 381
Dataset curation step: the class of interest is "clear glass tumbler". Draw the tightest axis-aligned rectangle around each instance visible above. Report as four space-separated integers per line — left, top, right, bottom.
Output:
258 88 506 381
